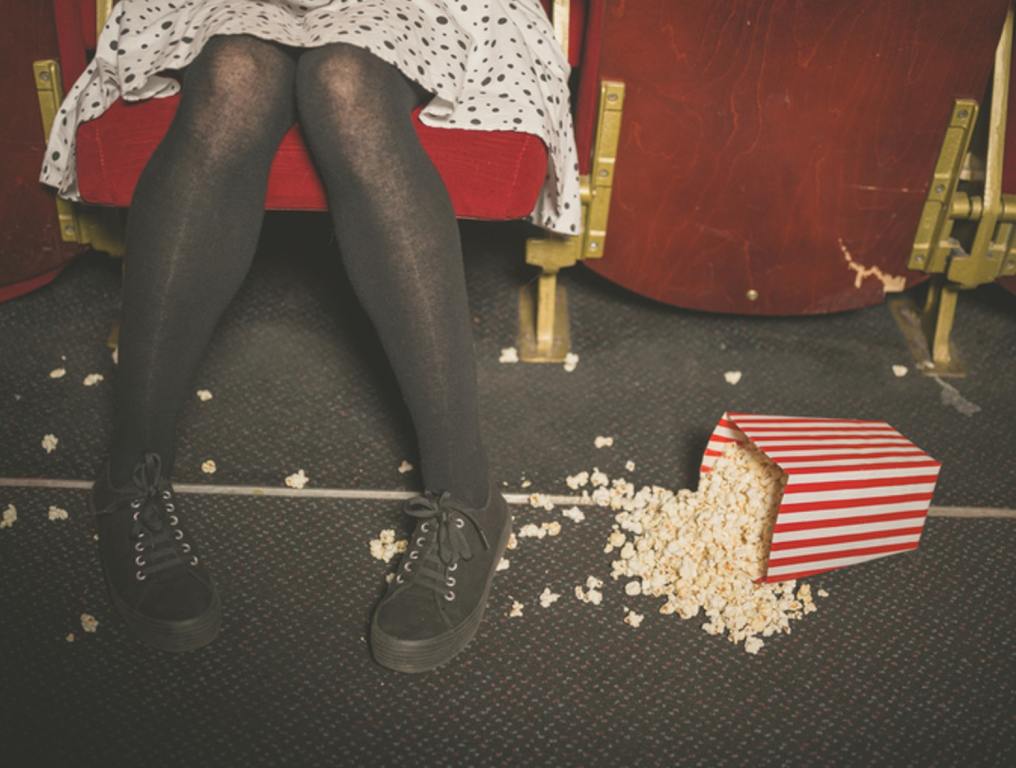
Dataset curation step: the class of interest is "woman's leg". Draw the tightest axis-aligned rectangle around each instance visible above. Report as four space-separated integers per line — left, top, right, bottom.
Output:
294 43 491 509
108 35 299 486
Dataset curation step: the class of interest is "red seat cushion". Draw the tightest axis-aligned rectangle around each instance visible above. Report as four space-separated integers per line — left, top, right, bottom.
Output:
76 94 549 219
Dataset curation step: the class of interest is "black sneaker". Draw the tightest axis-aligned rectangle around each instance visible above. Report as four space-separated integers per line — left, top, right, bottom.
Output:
369 478 512 673
85 451 222 652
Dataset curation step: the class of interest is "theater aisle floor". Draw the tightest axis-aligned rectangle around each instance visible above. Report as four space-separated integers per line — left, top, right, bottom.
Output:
1 213 1014 767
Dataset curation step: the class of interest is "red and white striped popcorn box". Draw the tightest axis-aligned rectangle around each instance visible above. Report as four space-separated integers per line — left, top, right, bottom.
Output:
700 412 942 582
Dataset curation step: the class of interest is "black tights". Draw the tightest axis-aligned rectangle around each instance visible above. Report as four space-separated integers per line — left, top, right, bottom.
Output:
109 34 491 508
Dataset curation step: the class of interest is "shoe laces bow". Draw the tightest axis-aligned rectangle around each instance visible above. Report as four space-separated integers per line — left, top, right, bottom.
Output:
393 490 490 601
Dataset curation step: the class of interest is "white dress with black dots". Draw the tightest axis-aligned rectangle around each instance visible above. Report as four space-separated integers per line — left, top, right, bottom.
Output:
38 0 583 236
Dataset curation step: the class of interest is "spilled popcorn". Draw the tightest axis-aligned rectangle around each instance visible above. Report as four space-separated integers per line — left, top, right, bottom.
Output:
724 371 743 385
47 506 69 521
499 346 519 364
196 389 213 401
65 633 75 643
528 492 555 511
561 506 585 523
892 365 909 378
539 587 561 608
623 608 644 628
369 529 408 563
625 460 636 472
49 367 67 379
201 460 217 474
398 460 414 474
508 599 524 617
563 352 579 372
497 557 510 571
82 373 104 386
604 441 822 654
284 469 309 489
1 504 16 529
594 435 614 448
506 532 518 550
41 434 59 454
575 575 603 606
80 613 99 633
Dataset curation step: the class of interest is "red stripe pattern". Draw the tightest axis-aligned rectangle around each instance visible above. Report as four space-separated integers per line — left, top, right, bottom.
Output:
700 412 941 582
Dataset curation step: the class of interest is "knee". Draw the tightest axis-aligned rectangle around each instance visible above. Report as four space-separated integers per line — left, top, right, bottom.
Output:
296 42 416 124
177 36 296 157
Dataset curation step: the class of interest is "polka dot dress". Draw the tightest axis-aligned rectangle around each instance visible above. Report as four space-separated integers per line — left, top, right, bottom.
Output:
38 0 583 236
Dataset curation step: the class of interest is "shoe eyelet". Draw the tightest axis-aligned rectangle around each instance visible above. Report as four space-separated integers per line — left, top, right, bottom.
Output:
134 541 144 552
444 590 456 601
404 562 413 571
190 556 199 566
135 555 146 566
454 517 465 528
169 514 178 525
135 570 146 581
130 499 140 508
396 574 405 583
421 522 431 533
161 490 171 499
409 551 419 560
131 511 140 521
448 562 458 572
416 537 426 546
445 576 456 587
166 505 175 514
174 529 183 540
181 543 191 553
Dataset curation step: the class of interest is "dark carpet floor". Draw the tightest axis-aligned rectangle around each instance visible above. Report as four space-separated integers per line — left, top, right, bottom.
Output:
1 213 1014 766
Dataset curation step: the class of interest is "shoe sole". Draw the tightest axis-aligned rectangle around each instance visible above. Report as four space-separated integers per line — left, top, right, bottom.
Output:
368 495 513 673
88 482 223 653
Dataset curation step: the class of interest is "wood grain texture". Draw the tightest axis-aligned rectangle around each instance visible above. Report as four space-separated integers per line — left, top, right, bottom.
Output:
587 0 1009 314
0 0 84 294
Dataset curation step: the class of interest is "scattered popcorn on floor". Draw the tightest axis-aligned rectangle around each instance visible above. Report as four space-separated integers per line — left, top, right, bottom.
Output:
892 365 909 378
724 370 743 385
520 479 532 488
598 440 822 654
49 367 66 379
817 589 830 598
542 521 561 536
562 506 585 523
506 532 518 550
196 389 213 401
508 599 524 617
603 529 627 554
594 435 614 448
82 373 104 386
65 633 75 643
80 613 98 633
518 523 546 539
575 575 604 605
624 609 644 628
539 587 561 607
284 469 309 489
398 459 413 474
528 492 554 511
590 468 609 487
47 506 69 521
497 557 510 571
41 434 59 453
744 636 764 654
625 580 641 596
369 529 408 563
112 345 118 364
1 504 17 529
566 471 590 489
625 460 636 472
201 460 217 474
385 573 395 583
563 352 579 372
499 346 519 363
